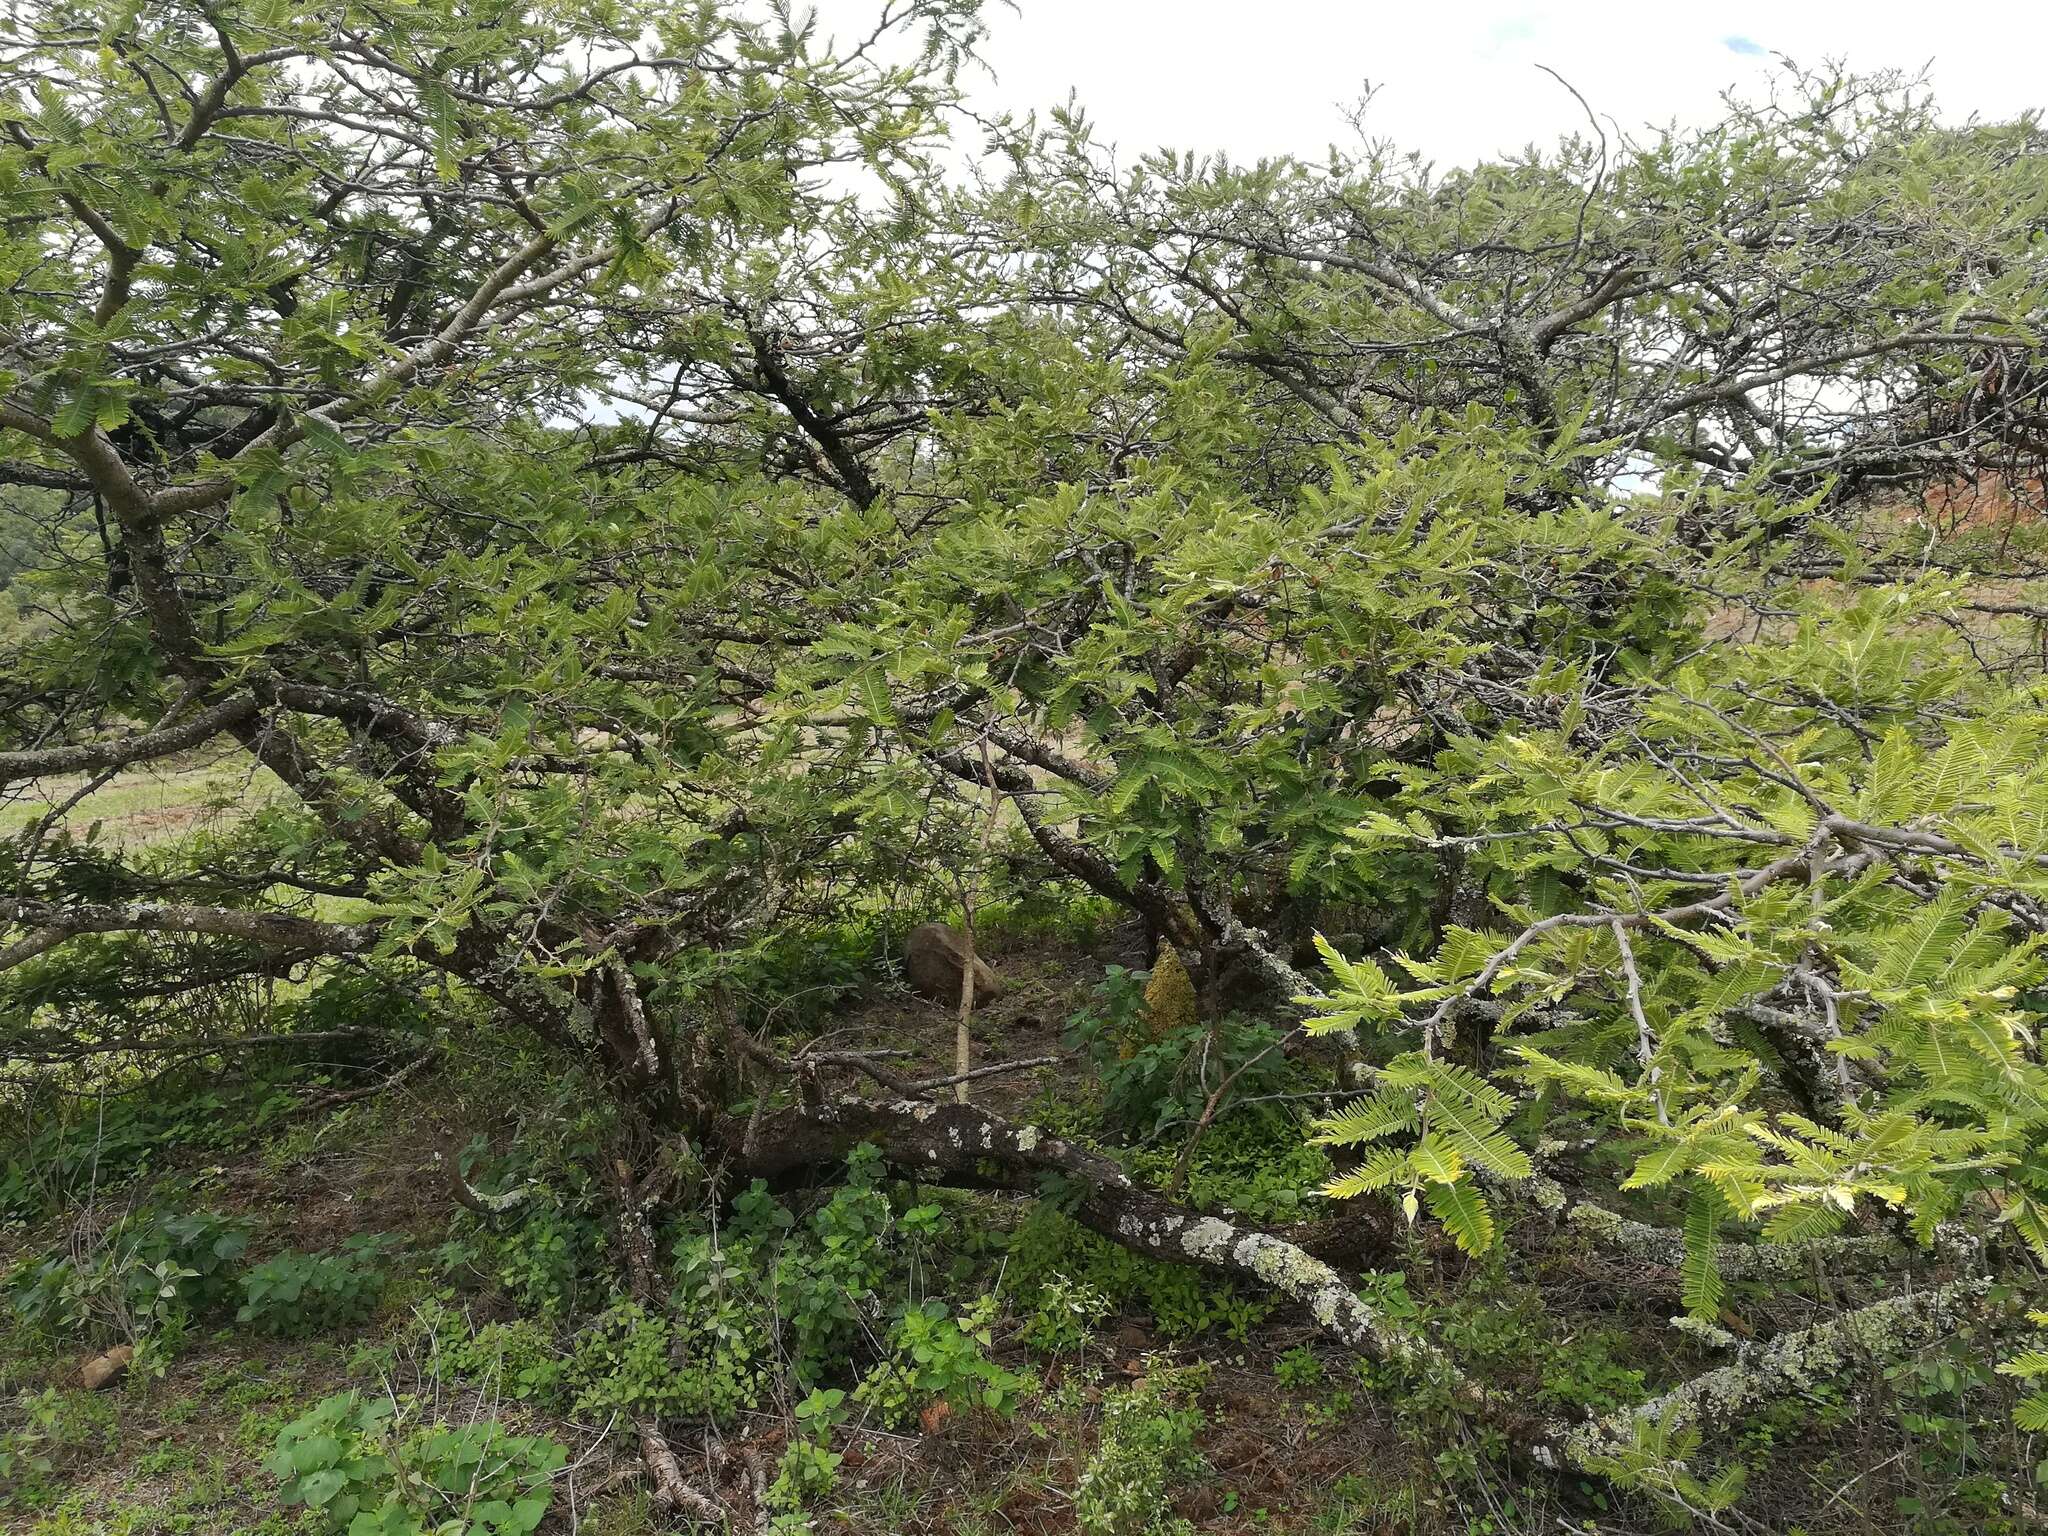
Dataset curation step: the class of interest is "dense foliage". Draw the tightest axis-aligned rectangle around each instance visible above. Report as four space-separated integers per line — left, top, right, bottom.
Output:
6 1 2048 1530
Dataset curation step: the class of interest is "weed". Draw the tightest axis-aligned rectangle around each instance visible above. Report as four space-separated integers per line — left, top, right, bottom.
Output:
853 1296 1030 1426
237 1235 395 1336
1007 1205 1274 1339
768 1389 848 1525
1275 1345 1325 1392
269 1390 566 1536
1066 969 1302 1141
1023 1272 1113 1357
8 1206 248 1346
1068 1365 1207 1536
0 1387 117 1510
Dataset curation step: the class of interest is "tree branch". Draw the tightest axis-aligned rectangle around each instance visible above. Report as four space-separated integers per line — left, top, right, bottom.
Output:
0 696 259 787
0 897 377 974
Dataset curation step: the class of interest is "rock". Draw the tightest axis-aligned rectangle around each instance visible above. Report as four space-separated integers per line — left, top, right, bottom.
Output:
903 923 1003 1004
78 1344 134 1390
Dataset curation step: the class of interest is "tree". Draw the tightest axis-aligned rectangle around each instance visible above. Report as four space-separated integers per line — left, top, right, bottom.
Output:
7 1 2048 1508
0 0 991 1126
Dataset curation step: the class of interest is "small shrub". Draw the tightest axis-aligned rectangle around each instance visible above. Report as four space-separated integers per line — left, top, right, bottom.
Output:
437 1098 616 1318
482 1199 607 1319
768 1436 843 1521
418 1304 565 1404
269 1391 565 1536
1537 1329 1648 1417
1071 1367 1206 1536
238 1235 394 1335
1006 1207 1273 1339
1065 969 1298 1138
1274 1345 1324 1392
0 1081 299 1226
563 1298 763 1426
1124 1115 1333 1225
7 1206 248 1346
852 1296 1029 1426
439 1149 1017 1434
1064 966 1149 1061
1354 1268 1418 1322
1023 1273 1113 1356
768 1392 847 1525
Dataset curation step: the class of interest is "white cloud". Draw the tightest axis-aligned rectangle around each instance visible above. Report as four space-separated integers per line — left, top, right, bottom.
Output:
801 0 2046 168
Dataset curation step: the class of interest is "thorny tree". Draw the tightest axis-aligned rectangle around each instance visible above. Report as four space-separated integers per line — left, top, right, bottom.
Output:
6 0 2048 1514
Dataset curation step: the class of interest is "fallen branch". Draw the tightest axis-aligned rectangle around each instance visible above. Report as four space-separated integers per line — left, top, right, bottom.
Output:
1544 1277 2001 1470
1191 898 1371 1087
733 1034 919 1097
728 1097 1495 1413
637 1419 724 1526
1564 1201 1967 1284
726 1095 2006 1485
908 1053 1063 1094
436 1139 534 1223
294 1052 436 1112
612 1159 727 1526
1166 1022 1304 1197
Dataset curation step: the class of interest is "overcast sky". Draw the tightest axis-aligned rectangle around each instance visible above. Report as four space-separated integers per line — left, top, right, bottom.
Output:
802 0 2047 169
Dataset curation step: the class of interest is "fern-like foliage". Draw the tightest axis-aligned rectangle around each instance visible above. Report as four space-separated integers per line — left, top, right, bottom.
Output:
1998 1316 2048 1433
1681 1186 1725 1321
1308 593 2048 1317
1314 1052 1529 1254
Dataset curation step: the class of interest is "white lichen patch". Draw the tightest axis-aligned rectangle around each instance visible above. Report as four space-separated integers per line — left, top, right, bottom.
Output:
1567 1204 1626 1243
1235 1234 1336 1298
1669 1315 1738 1350
1560 1276 1992 1469
1569 1200 1913 1278
1177 1217 1237 1261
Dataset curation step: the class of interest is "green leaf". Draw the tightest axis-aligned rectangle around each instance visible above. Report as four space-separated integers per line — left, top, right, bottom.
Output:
1623 1140 1693 1189
1681 1186 1725 1321
1409 1134 1464 1185
50 392 96 438
2015 1390 2048 1433
297 1468 349 1507
290 1435 344 1475
1322 1147 1406 1199
1995 1350 2048 1380
1424 1179 1497 1255
1311 1086 1416 1148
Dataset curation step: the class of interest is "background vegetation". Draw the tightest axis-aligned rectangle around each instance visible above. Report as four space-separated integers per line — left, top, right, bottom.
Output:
5 3 2048 1532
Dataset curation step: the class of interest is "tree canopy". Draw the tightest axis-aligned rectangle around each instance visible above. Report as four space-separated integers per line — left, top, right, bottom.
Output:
7 2 2048 1523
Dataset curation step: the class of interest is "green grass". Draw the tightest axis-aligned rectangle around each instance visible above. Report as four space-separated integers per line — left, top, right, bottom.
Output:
0 753 281 849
